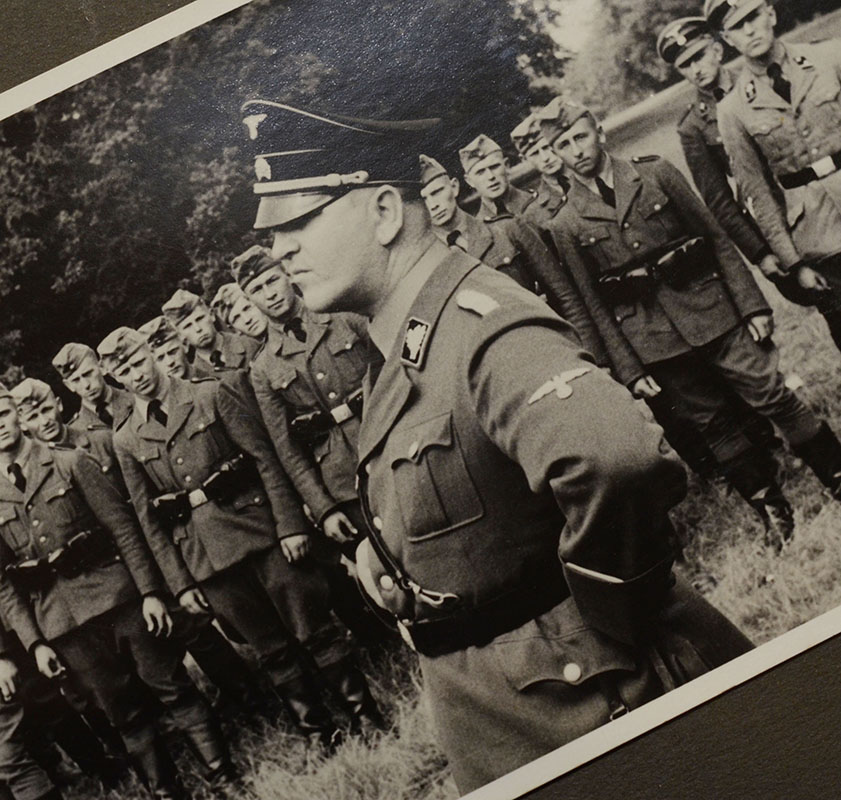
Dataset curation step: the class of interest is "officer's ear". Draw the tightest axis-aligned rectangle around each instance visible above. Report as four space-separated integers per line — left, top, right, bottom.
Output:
597 126 607 146
711 40 725 61
56 398 64 416
371 185 404 246
767 4 777 28
463 171 477 191
450 177 461 198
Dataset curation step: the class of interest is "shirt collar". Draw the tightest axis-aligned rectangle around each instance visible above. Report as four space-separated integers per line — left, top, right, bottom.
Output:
368 239 446 358
2 436 33 485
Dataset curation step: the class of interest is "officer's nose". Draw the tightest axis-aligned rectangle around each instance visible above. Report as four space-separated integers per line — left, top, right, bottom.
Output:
272 231 301 263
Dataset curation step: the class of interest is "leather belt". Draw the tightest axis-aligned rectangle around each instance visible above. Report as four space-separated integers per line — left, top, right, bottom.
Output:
779 151 841 189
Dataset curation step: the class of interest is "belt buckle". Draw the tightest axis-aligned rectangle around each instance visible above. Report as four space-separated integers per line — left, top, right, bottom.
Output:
396 620 417 652
330 403 353 424
812 155 836 179
188 488 209 508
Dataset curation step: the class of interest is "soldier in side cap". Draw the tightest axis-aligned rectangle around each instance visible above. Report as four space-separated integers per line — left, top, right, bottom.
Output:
418 154 607 364
51 344 133 432
0 384 235 799
10 377 264 721
210 282 268 341
137 317 209 381
102 327 377 748
709 0 841 352
161 289 260 374
459 134 555 232
657 15 841 351
510 111 569 217
241 98 753 792
541 100 841 547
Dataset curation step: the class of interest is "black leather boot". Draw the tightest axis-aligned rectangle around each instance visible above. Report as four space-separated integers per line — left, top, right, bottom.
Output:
129 735 189 800
50 707 128 789
792 421 841 497
322 662 385 735
182 716 238 791
277 675 342 752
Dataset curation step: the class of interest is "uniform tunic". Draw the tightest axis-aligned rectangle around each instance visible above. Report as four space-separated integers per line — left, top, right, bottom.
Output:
190 330 261 374
67 385 133 434
356 244 751 791
478 183 555 231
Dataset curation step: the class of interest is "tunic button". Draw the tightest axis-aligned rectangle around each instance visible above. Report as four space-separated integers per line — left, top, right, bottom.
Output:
58 489 66 496
379 575 394 591
254 497 261 503
32 520 39 527
176 457 184 465
184 476 192 484
345 342 353 350
812 147 820 155
589 237 596 243
408 441 419 458
328 391 337 400
39 536 47 543
715 136 722 143
101 465 109 473
372 516 383 531
632 242 641 249
563 662 582 683
653 203 661 211
622 222 629 230
503 256 511 264
365 463 372 475
25 504 32 511
316 372 325 380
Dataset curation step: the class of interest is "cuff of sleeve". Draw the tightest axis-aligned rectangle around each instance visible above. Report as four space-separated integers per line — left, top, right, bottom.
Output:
750 245 772 264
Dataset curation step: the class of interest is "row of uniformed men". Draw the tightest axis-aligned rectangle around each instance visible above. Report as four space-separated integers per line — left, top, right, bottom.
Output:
408 0 841 552
0 249 389 799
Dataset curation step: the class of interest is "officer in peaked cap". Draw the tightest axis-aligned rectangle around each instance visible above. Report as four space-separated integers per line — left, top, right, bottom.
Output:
709 0 841 353
51 343 133 432
137 316 204 380
418 153 607 363
541 99 841 547
510 112 569 216
161 288 260 374
458 133 554 232
210 282 268 341
657 15 841 352
242 98 752 792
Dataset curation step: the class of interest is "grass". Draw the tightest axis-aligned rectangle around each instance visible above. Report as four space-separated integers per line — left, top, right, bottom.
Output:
59 273 841 800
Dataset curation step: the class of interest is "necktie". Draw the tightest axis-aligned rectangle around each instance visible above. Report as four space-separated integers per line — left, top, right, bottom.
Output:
712 86 725 103
284 318 307 343
766 63 791 104
94 399 113 426
446 230 468 252
595 176 616 208
7 463 25 493
148 399 168 428
209 350 224 369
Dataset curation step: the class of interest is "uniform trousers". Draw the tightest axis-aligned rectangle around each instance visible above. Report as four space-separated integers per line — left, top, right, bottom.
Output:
421 577 752 793
647 325 821 464
198 546 350 687
53 601 212 761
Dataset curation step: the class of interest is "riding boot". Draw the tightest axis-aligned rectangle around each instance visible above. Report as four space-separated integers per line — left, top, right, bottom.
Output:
791 421 841 498
276 675 342 752
129 735 189 800
321 661 385 734
51 707 127 789
720 447 795 551
181 716 238 790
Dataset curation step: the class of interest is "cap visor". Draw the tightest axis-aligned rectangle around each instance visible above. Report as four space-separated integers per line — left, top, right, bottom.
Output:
254 192 338 229
674 37 714 68
724 0 765 29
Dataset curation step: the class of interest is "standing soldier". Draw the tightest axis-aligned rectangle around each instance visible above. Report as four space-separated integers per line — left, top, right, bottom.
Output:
510 113 569 217
0 384 234 799
539 101 841 548
418 154 607 363
656 15 841 349
239 98 754 793
161 290 260 374
103 328 381 746
51 344 132 432
210 283 268 341
137 317 211 381
9 378 263 717
710 0 841 345
459 134 555 231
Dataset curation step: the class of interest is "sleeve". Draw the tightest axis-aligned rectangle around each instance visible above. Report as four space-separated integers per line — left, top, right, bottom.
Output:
510 218 610 367
113 438 197 597
717 99 801 267
678 120 769 263
249 360 339 524
654 158 771 320
0 541 42 651
467 315 687 641
215 378 311 539
550 220 648 386
71 452 165 597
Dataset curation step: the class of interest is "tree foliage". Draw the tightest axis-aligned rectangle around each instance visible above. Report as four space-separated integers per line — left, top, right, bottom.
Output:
0 0 533 380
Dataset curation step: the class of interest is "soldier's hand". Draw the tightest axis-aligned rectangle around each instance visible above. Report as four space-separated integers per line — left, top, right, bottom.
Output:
631 375 662 399
322 510 358 544
757 254 787 279
33 644 65 680
796 265 830 292
142 595 173 638
747 313 774 343
179 587 211 615
280 533 311 563
0 658 19 702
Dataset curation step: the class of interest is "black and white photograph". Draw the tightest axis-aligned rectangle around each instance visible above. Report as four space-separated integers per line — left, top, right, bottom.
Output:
2 0 841 798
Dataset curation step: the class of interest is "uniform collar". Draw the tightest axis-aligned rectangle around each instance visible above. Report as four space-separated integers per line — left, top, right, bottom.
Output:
368 238 446 359
745 41 788 76
133 378 172 422
574 152 614 197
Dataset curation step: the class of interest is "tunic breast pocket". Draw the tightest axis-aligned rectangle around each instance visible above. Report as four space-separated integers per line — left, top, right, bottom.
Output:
747 114 788 163
43 481 84 527
0 504 28 553
577 226 613 273
390 412 484 541
328 329 368 376
269 367 308 406
137 445 166 489
811 76 841 128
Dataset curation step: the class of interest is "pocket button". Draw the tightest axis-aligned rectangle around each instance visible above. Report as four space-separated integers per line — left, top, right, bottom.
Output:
563 662 582 683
